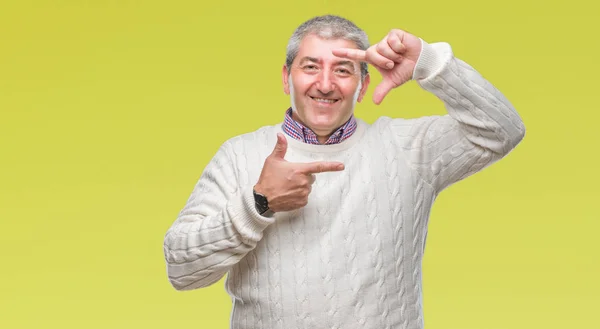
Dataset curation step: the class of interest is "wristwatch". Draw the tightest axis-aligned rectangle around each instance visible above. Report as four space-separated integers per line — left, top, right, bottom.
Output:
253 188 274 217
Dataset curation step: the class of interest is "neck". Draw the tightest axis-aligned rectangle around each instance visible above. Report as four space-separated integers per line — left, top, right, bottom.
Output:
291 110 349 145
278 118 366 154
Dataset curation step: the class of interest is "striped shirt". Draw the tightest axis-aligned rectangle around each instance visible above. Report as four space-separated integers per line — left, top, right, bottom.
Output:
282 107 357 145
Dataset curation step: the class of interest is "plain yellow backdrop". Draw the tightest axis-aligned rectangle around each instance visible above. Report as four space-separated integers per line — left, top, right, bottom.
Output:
1 0 598 328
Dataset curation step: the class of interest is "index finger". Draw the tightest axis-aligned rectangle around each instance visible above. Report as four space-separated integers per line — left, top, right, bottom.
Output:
332 48 366 62
299 161 345 174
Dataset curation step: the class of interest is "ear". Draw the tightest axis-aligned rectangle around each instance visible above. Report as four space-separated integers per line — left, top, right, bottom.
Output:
282 65 290 95
357 74 371 103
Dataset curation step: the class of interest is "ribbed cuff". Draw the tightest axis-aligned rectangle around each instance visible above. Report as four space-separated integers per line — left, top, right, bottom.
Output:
227 187 275 242
412 39 453 81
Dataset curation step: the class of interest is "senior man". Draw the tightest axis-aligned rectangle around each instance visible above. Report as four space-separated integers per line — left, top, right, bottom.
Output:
164 14 525 329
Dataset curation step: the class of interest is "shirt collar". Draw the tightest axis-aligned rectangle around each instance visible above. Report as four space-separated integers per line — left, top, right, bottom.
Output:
282 107 357 145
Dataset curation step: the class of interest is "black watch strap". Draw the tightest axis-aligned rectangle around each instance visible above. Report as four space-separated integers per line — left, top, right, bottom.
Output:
252 188 271 216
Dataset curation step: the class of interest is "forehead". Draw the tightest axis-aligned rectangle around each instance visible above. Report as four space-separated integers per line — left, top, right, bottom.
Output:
295 34 360 64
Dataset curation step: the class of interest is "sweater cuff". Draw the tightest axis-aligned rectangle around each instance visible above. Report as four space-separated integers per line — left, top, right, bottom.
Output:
412 39 453 81
227 186 275 242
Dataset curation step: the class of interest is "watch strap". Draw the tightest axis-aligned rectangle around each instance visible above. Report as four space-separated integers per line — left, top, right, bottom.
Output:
252 188 271 216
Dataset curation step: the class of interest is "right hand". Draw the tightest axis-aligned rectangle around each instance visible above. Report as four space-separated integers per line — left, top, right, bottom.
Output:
254 133 345 213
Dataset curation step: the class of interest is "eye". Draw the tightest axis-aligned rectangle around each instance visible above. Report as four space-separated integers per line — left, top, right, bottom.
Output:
303 65 319 71
335 68 352 76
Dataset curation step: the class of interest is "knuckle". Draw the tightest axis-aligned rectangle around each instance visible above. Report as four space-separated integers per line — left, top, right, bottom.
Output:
285 174 295 183
367 47 377 57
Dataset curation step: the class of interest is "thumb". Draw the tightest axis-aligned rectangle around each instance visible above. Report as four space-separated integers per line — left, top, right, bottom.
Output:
271 133 288 159
373 78 396 105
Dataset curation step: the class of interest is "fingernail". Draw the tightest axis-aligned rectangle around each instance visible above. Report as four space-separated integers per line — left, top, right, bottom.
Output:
386 62 394 69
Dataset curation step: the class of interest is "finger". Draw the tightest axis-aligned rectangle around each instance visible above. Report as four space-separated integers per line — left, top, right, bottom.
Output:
387 32 406 54
373 79 397 105
366 47 396 70
271 133 288 159
331 48 367 61
376 40 403 62
308 174 316 185
299 161 345 174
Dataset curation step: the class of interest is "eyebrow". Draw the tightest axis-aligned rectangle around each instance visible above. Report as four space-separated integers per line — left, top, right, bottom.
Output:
298 57 356 69
298 56 320 65
334 60 355 69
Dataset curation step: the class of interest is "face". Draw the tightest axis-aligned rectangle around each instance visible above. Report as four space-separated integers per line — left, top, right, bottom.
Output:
283 34 370 138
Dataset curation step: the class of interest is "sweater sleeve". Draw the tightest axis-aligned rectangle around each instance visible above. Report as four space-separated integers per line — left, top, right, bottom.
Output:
163 141 275 291
390 40 526 193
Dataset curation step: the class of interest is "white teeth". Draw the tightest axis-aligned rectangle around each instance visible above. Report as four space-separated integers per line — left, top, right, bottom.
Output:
313 97 336 103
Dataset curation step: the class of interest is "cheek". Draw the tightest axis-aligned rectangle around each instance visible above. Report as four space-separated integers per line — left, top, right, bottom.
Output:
340 83 360 99
292 76 313 93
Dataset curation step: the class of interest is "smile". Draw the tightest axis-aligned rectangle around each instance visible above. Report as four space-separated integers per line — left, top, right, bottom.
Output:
310 96 339 104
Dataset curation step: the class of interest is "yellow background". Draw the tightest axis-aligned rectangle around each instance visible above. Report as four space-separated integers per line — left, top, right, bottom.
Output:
1 0 598 328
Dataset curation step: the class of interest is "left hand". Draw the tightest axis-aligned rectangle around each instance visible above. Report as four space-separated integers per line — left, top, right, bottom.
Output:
332 29 422 105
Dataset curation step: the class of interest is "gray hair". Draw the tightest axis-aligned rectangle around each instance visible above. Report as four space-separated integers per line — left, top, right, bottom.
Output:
285 15 370 80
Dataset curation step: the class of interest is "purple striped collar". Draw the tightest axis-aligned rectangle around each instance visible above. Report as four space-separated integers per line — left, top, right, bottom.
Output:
282 108 357 145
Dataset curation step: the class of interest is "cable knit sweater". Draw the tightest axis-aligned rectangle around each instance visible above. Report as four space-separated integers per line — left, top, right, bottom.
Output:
163 40 526 329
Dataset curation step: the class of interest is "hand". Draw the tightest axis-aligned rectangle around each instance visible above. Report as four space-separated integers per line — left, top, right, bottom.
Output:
254 133 345 212
332 29 422 105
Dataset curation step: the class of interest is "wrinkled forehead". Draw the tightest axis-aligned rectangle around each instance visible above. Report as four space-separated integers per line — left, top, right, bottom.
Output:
295 34 361 68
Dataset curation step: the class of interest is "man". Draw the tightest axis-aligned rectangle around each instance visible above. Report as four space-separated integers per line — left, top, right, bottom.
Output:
163 15 525 329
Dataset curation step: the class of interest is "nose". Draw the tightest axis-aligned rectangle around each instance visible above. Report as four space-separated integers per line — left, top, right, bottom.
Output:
316 70 335 95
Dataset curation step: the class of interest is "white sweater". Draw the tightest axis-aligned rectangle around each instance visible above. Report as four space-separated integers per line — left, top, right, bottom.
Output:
163 40 525 329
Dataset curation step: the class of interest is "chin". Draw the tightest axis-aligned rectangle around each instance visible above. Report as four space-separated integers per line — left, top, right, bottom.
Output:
293 102 347 134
